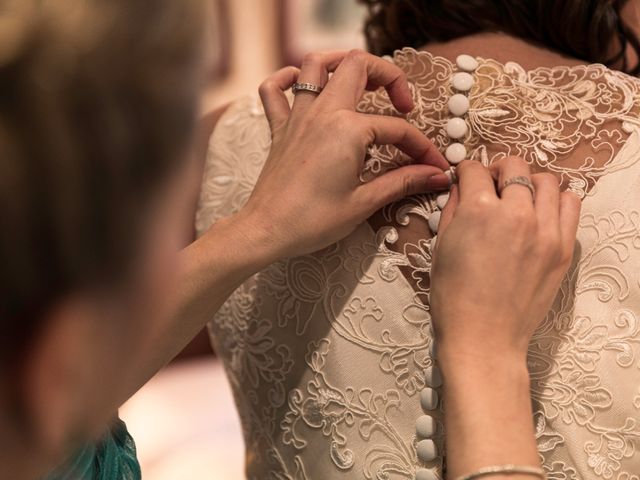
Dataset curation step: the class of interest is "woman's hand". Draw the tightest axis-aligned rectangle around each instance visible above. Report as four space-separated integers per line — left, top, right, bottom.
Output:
430 157 581 363
232 50 450 263
429 157 581 478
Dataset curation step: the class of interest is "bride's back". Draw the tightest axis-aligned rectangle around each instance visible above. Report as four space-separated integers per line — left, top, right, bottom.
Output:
196 5 640 479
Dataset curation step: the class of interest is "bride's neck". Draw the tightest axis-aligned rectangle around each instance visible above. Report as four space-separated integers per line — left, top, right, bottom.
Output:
420 32 587 71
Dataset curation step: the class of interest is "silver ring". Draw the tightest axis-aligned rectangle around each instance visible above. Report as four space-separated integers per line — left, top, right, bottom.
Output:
292 82 323 95
500 175 536 199
447 166 458 187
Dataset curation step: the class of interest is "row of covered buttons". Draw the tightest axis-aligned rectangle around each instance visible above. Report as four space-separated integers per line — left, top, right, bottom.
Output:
415 350 442 479
445 54 477 164
428 54 478 244
417 55 478 480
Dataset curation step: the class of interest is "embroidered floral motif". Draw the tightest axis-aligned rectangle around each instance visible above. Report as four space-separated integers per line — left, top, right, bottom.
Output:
282 340 419 478
197 49 640 478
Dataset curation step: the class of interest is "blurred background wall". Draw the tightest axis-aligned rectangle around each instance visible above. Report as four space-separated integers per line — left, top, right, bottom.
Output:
202 0 367 111
122 1 368 479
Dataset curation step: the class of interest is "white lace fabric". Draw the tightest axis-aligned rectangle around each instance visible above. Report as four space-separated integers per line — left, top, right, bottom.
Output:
195 48 640 479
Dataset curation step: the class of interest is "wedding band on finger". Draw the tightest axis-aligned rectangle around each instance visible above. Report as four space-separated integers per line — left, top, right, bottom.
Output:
292 82 323 95
500 175 536 199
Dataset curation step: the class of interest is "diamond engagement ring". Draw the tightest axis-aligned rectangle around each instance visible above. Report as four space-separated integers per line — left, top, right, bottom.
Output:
292 82 323 95
500 175 536 199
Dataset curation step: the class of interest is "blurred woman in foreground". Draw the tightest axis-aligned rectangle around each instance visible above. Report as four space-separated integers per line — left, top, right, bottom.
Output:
0 0 454 478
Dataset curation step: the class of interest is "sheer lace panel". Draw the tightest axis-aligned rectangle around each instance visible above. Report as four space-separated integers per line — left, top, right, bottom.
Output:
359 48 640 298
196 48 640 479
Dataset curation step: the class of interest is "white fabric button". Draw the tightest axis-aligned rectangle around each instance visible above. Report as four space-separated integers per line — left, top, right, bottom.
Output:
452 72 474 92
456 54 479 72
420 387 438 411
445 143 467 164
448 93 470 116
416 469 438 480
428 210 441 233
430 235 437 251
416 415 437 438
417 439 438 462
425 365 443 387
436 193 450 210
445 118 468 140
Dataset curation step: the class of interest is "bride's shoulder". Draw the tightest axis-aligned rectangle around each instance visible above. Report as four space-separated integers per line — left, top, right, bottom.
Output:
206 95 272 158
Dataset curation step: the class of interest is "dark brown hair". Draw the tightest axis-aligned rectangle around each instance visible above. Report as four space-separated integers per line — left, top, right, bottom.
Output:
361 0 640 75
0 0 206 368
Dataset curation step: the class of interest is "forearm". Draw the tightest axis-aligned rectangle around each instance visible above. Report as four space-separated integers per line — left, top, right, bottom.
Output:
440 347 540 479
120 211 278 402
428 158 579 479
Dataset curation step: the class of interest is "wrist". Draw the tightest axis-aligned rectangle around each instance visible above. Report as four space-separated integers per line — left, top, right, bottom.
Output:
207 209 284 273
437 343 530 387
441 353 538 476
435 315 530 378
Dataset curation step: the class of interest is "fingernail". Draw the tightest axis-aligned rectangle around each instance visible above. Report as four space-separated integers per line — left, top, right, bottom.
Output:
426 173 450 190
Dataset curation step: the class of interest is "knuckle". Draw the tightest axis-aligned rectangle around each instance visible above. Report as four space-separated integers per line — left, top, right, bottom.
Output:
464 193 494 217
490 157 505 170
475 192 495 209
536 172 559 189
302 51 324 67
457 159 475 171
457 159 480 176
401 174 415 198
393 68 408 82
538 172 557 184
285 65 300 76
258 80 274 96
508 206 535 227
346 48 367 63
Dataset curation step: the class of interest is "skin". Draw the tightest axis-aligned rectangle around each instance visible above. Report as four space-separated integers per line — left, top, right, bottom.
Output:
6 161 200 479
431 158 581 479
413 4 640 476
188 38 585 478
10 2 639 475
124 49 452 402
4 50 451 479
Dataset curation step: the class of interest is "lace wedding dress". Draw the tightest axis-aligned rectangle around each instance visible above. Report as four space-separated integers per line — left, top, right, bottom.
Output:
196 48 640 479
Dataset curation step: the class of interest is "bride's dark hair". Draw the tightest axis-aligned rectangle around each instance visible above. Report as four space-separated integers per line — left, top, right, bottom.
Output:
361 0 640 75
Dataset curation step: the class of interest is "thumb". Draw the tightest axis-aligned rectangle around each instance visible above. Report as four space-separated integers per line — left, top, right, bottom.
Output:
558 190 581 265
437 183 459 236
431 183 459 257
357 164 449 217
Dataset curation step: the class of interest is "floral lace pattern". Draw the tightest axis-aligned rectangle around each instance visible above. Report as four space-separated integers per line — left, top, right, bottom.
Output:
196 48 640 478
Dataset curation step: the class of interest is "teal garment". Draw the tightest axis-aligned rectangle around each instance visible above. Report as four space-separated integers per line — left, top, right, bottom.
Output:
44 417 141 480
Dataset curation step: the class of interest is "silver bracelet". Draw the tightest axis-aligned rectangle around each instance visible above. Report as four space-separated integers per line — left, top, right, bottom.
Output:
454 464 546 480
